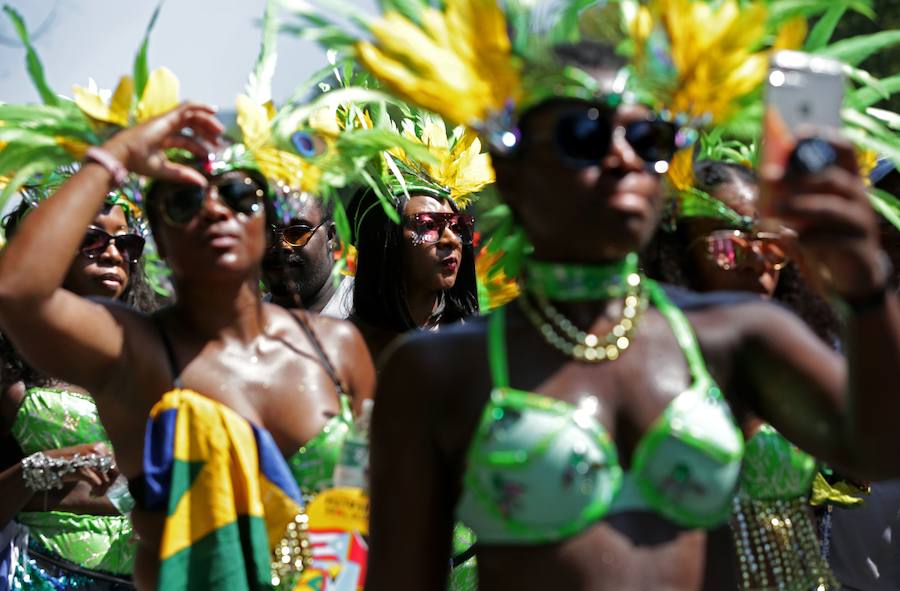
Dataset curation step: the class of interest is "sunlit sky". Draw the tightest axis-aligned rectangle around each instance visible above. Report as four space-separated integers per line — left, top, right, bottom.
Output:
0 0 376 108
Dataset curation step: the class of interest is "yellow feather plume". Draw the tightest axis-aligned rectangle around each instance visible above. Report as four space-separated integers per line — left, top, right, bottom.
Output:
73 76 133 127
399 118 494 207
476 245 520 312
628 0 774 123
857 148 879 186
136 68 180 122
236 94 320 194
73 67 179 127
55 137 90 160
356 0 521 128
666 147 694 192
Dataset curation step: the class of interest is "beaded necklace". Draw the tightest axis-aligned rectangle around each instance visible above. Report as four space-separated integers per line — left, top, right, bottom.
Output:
519 253 648 363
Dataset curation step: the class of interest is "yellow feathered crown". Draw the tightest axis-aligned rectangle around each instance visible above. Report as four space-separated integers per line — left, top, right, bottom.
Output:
391 115 495 208
287 0 810 150
625 0 806 126
0 4 179 203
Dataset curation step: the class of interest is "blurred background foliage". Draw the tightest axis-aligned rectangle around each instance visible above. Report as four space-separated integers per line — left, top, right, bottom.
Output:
832 0 899 112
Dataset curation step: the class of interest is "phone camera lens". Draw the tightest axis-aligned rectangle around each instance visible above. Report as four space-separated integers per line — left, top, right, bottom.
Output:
788 138 837 175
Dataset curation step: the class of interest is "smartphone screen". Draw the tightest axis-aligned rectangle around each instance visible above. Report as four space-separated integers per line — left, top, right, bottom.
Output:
760 51 845 217
766 50 844 135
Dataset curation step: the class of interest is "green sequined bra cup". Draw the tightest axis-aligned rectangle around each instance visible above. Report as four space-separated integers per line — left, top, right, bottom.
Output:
456 280 745 543
286 394 354 499
11 387 135 575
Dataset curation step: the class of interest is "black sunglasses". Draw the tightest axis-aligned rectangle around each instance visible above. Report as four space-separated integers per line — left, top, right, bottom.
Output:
79 227 145 264
272 222 326 248
525 104 682 170
403 212 475 245
153 172 267 227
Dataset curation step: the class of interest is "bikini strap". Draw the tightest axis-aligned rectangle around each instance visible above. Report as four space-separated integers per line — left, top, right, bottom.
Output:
154 316 184 389
290 311 347 396
645 279 718 396
338 390 353 420
487 308 510 389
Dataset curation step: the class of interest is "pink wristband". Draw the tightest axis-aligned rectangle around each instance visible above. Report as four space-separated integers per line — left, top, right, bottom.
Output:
85 147 128 188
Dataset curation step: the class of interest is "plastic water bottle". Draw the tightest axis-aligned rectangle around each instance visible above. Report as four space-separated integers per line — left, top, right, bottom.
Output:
332 399 374 489
106 475 135 515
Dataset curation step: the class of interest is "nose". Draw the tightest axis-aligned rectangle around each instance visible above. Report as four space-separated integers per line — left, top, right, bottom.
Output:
601 127 643 173
98 239 125 265
438 222 463 248
200 184 231 221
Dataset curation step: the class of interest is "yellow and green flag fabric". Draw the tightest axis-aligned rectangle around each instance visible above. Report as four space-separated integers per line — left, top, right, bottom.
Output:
142 389 304 590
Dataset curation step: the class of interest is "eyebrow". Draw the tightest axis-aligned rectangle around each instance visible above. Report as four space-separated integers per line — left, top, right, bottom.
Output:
285 218 314 226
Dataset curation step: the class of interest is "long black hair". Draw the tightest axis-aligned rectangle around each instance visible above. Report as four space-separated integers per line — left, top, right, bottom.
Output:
349 188 478 333
0 199 161 391
642 159 843 347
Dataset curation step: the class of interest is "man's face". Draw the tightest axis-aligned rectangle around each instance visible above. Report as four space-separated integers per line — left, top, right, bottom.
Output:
261 196 336 306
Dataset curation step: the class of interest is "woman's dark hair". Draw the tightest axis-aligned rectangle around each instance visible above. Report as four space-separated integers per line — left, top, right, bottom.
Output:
0 199 161 390
693 159 757 192
642 159 843 347
349 189 478 333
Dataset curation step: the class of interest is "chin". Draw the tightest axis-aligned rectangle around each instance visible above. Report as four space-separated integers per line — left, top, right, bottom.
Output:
92 284 125 299
590 229 651 260
435 275 458 292
178 259 261 286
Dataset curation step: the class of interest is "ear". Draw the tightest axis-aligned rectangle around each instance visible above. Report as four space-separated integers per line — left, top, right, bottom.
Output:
326 221 337 251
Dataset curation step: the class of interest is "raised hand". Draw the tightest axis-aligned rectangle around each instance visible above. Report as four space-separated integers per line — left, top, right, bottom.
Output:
103 101 225 187
761 134 888 300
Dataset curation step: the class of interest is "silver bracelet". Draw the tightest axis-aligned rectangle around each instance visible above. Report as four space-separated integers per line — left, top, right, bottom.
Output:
20 451 115 492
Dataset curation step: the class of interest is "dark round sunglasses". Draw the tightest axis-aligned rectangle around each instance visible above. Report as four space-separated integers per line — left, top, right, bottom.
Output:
79 227 145 265
403 212 475 245
272 222 326 248
154 173 267 227
527 105 682 171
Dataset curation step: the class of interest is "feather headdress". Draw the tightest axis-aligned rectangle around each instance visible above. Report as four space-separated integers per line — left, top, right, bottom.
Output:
0 3 178 295
0 4 178 206
238 0 494 255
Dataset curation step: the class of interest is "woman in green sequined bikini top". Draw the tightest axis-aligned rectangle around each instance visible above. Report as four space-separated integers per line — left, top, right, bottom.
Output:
0 196 159 588
457 278 744 541
279 312 357 498
5 387 135 577
365 55 900 591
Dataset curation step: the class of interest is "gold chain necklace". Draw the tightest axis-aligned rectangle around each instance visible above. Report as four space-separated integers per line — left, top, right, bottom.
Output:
519 273 648 363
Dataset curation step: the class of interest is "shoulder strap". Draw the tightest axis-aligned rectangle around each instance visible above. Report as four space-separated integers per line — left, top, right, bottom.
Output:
487 309 510 388
290 311 347 396
645 279 716 394
154 316 184 389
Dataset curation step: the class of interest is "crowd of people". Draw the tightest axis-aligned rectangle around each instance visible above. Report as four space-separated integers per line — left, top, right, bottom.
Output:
0 0 899 589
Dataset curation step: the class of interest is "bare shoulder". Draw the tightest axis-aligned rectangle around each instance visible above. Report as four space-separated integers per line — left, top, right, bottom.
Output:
385 317 489 375
681 296 840 404
377 318 492 455
305 312 366 347
100 301 177 403
277 307 369 361
686 297 829 351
